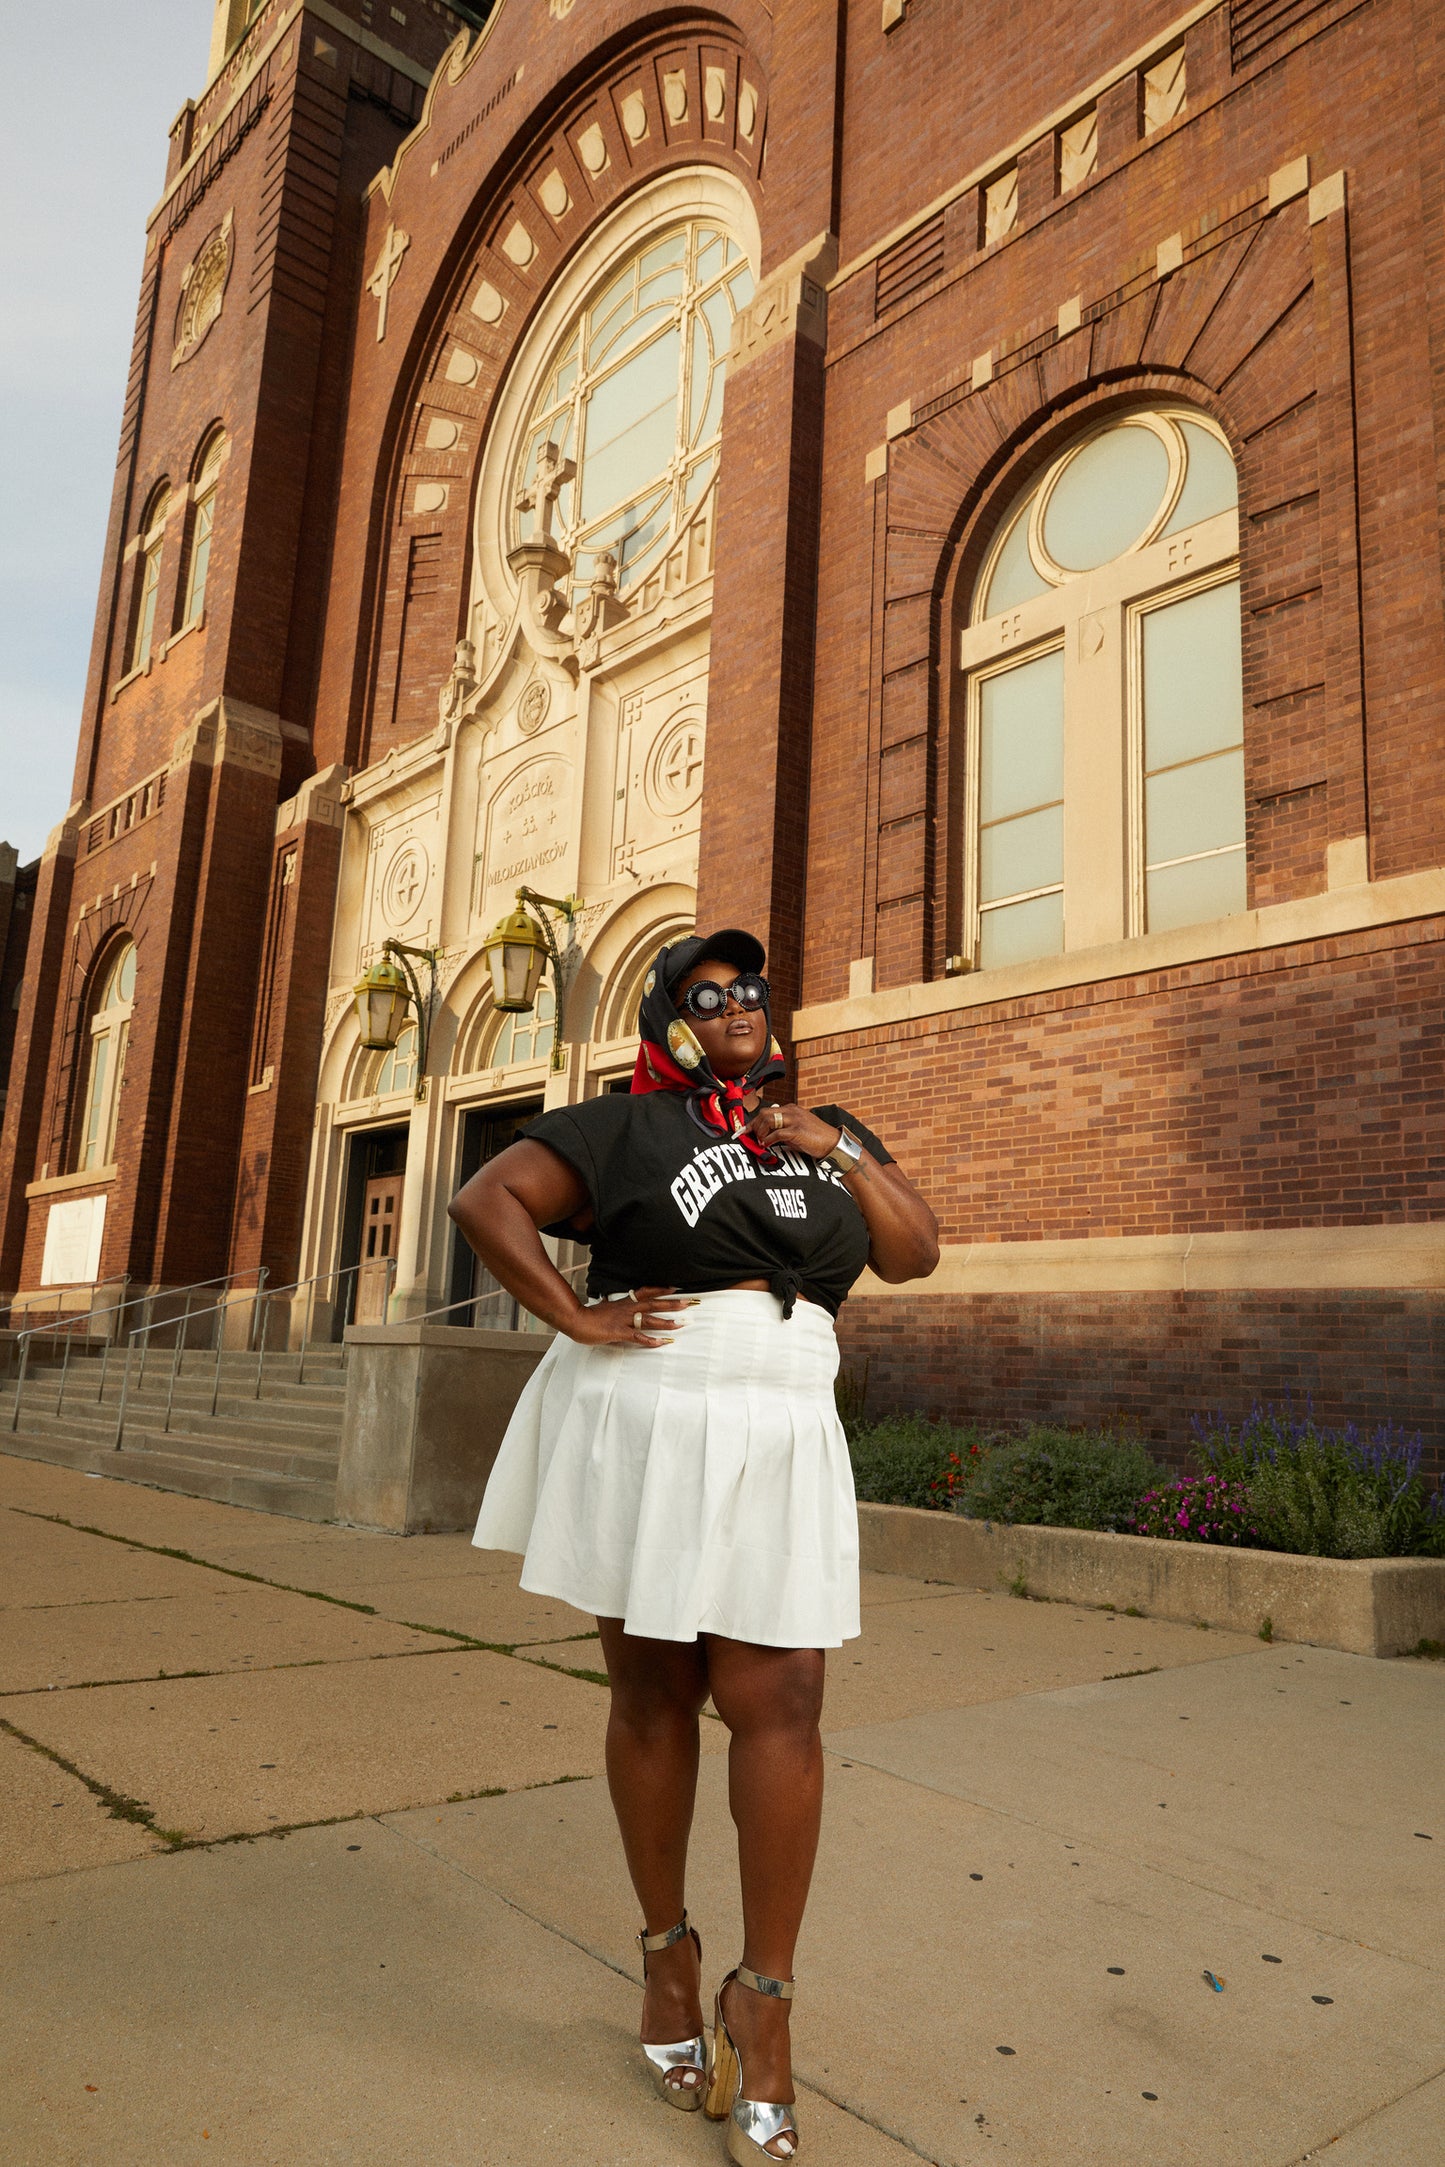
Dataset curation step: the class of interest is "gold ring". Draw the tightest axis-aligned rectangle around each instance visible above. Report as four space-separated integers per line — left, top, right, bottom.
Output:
772 1107 784 1131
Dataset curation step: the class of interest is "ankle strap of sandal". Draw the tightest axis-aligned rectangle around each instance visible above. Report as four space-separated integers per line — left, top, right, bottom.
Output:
736 1963 795 2000
637 1911 693 1955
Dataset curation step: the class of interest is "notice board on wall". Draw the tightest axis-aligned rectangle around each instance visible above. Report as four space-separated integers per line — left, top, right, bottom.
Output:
40 1194 107 1286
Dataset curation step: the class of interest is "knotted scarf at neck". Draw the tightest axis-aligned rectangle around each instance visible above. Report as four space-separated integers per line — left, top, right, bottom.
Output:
629 943 786 1161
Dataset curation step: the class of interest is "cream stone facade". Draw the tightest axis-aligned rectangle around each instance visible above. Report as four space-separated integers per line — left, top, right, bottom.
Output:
297 168 760 1333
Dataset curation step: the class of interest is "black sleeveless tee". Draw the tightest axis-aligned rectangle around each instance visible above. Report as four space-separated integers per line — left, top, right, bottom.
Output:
523 1093 894 1318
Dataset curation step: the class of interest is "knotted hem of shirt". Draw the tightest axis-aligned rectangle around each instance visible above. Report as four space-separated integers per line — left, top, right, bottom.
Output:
769 1268 807 1320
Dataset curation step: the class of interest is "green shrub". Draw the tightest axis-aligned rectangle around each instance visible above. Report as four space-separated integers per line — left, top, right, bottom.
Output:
957 1426 1168 1534
847 1415 992 1511
1194 1407 1445 1559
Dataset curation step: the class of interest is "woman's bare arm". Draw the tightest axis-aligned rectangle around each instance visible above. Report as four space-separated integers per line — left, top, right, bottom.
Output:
744 1105 940 1283
447 1141 690 1345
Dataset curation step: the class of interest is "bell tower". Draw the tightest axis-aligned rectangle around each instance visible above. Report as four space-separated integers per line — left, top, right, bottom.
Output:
0 0 482 1320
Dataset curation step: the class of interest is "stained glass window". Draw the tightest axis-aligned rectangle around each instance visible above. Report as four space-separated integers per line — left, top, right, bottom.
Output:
492 983 555 1067
513 223 753 601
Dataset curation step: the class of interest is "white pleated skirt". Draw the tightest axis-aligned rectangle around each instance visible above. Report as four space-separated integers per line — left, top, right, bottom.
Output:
472 1289 860 1648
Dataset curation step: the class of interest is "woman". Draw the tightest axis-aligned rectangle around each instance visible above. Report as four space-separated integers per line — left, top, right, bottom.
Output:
449 928 938 2162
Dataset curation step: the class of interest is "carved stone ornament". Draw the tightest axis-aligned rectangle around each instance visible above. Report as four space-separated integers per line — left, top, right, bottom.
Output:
729 233 837 373
575 551 629 667
172 211 233 368
382 840 428 927
646 714 705 815
437 638 478 732
518 678 551 735
367 222 410 342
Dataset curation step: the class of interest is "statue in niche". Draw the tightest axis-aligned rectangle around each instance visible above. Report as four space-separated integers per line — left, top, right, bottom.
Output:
436 638 478 733
575 551 628 667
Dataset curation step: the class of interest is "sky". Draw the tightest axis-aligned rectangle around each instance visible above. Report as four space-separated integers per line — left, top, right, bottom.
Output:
0 1 214 864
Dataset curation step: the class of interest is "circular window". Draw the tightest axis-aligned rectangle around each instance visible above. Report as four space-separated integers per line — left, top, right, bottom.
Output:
1037 420 1172 572
975 410 1237 620
511 221 754 601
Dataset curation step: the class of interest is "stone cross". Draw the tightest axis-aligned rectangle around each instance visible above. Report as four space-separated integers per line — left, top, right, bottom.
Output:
366 223 410 342
515 440 577 542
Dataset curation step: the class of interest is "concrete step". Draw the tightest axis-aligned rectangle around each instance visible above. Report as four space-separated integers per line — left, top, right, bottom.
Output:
17 1354 346 1392
4 1407 340 1476
0 1429 337 1521
5 1374 345 1418
0 1391 342 1447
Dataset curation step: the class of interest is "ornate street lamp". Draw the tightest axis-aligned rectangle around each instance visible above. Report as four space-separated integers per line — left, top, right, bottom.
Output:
352 940 441 1099
481 887 581 1072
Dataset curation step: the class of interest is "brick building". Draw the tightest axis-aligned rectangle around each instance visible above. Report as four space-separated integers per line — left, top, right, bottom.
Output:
3 0 1443 1458
0 849 40 1121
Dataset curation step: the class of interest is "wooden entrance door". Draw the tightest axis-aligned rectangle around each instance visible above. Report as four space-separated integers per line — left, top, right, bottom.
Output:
356 1172 403 1324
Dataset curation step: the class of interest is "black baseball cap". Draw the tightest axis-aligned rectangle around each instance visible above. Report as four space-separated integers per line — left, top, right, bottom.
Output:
659 927 766 992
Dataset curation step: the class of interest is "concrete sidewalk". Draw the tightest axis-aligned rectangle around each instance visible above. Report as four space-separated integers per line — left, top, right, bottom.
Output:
1 1453 1441 2165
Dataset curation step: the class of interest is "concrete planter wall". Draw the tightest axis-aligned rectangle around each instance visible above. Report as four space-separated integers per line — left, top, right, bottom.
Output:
336 1323 551 1534
857 1502 1445 1658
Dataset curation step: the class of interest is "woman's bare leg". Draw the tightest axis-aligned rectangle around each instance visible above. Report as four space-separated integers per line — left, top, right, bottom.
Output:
705 1635 826 2148
597 1617 711 2054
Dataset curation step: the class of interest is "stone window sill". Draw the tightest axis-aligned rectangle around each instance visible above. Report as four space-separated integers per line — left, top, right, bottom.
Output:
792 862 1445 1043
159 613 205 660
109 661 151 702
26 1164 117 1200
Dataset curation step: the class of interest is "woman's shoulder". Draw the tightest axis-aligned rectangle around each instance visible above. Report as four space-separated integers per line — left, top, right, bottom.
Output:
527 1090 674 1145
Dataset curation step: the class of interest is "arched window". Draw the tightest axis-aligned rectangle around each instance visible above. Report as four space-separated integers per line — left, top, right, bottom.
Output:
513 223 753 601
182 430 225 627
130 485 170 672
492 983 555 1068
77 940 135 1172
960 409 1241 969
597 922 694 1041
374 1023 417 1097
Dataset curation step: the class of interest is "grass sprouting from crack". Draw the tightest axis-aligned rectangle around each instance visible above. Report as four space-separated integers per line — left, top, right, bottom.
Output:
10 1511 509 1652
0 1715 188 1848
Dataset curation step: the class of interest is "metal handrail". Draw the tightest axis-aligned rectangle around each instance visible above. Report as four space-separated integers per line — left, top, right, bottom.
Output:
8 1267 261 1434
381 1261 588 1334
110 1272 270 1451
8 1302 125 1433
249 1259 391 1390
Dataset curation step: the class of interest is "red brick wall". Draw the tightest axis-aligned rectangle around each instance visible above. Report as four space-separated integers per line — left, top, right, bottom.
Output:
836 1289 1445 1478
808 0 1442 1007
796 921 1445 1246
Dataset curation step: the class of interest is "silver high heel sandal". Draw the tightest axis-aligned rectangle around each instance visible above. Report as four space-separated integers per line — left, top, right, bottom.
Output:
704 1964 799 2162
637 1912 707 2111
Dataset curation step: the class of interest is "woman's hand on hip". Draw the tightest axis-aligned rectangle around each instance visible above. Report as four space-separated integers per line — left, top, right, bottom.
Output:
744 1102 841 1158
564 1288 697 1348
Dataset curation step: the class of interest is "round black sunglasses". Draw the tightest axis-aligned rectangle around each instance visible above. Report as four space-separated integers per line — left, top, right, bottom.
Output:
677 972 769 1020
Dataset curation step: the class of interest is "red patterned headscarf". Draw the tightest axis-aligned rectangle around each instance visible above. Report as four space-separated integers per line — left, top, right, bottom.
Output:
630 934 786 1160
